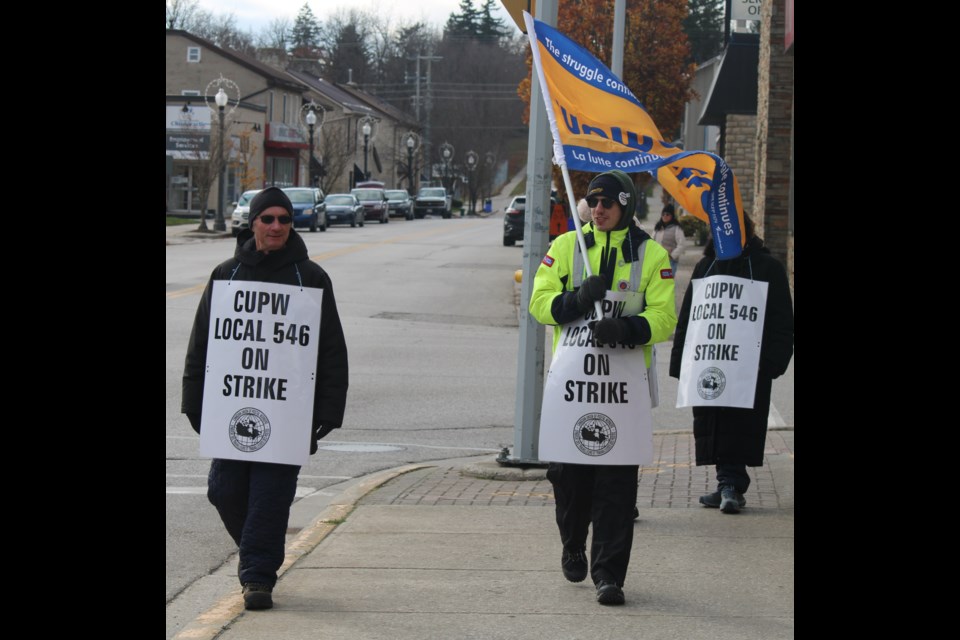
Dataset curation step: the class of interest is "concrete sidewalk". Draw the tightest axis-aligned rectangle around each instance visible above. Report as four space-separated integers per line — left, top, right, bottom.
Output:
173 430 794 640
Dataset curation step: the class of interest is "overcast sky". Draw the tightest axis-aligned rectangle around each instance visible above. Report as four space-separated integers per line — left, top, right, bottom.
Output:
190 0 523 36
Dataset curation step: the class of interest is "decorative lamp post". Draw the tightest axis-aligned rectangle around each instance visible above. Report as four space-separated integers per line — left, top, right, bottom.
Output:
403 132 420 195
439 142 454 191
465 150 478 215
203 75 238 232
214 88 229 231
362 120 372 180
300 101 325 188
306 108 317 185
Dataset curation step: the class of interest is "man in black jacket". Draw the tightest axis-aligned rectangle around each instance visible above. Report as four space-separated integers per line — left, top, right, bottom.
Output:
182 187 349 610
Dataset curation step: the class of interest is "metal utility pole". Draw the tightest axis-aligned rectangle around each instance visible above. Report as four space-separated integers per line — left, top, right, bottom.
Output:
501 0 559 466
420 54 441 186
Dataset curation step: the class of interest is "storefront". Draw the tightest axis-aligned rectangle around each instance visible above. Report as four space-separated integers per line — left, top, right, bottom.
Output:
264 122 307 187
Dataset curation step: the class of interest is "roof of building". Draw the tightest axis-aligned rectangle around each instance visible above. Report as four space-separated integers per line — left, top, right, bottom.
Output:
167 30 305 95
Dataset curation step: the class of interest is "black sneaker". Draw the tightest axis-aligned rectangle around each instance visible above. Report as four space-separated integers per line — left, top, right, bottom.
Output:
720 487 745 514
596 581 625 605
561 547 588 583
242 583 273 610
700 489 746 510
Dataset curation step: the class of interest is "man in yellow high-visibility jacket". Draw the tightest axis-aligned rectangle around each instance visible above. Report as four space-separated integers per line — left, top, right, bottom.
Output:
529 170 677 606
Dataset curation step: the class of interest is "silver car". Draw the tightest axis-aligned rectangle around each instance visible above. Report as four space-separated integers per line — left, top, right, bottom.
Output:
230 189 262 236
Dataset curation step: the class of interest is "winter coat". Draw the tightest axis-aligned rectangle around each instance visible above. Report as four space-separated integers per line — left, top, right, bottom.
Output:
530 220 677 369
181 228 349 455
653 221 685 262
669 236 793 466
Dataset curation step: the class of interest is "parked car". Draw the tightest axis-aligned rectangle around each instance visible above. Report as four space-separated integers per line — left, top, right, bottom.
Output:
503 195 525 246
384 189 414 220
230 189 262 236
414 187 452 219
324 194 364 227
281 187 326 232
350 187 390 224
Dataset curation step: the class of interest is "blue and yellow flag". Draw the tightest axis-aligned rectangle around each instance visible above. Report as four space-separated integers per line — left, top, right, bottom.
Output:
524 12 746 259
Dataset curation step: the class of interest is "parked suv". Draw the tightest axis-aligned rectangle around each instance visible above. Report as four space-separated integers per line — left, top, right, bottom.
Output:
414 187 452 219
230 189 262 236
502 196 525 246
350 187 390 224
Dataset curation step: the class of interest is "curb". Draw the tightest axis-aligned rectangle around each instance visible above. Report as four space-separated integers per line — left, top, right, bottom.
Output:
171 462 432 640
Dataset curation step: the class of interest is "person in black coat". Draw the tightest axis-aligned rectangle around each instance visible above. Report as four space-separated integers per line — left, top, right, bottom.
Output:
181 187 349 609
669 216 793 514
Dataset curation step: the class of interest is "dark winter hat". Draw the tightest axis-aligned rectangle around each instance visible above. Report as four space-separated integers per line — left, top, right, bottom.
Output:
586 170 636 230
662 204 675 216
249 186 293 224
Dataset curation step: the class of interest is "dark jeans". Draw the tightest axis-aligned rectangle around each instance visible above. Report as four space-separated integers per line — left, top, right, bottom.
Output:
716 463 750 494
547 462 638 588
207 458 300 587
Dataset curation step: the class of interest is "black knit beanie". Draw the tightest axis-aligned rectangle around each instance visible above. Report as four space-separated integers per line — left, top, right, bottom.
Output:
249 187 293 224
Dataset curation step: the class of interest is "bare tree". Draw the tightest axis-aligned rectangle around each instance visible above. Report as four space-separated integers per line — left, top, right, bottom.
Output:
316 122 354 194
233 131 265 194
190 12 257 56
166 0 199 29
258 17 292 50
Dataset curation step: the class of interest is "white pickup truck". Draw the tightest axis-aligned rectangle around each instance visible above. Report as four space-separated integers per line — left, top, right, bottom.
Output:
413 187 452 219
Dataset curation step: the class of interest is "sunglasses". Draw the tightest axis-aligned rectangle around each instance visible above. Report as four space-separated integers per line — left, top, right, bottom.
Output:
586 196 615 209
258 215 292 225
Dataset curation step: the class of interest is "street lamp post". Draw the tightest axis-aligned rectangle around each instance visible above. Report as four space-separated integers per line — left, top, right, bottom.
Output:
362 121 371 180
202 74 238 233
403 131 420 195
407 136 416 193
465 150 478 215
439 142 454 190
214 88 228 231
299 101 325 189
306 108 317 187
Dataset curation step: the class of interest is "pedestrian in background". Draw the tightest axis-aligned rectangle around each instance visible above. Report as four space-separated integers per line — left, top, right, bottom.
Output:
652 204 685 275
529 170 677 606
668 215 793 514
181 187 349 610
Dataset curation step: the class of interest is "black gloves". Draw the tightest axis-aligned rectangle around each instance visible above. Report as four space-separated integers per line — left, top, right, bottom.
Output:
314 424 338 441
591 318 629 344
576 275 606 312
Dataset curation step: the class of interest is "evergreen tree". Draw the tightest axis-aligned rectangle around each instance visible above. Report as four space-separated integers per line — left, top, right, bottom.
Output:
477 0 510 40
290 3 321 57
445 0 481 39
684 0 724 64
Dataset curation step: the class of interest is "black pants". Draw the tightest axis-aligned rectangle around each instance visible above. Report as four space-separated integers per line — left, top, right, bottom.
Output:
207 459 300 587
547 462 638 587
716 463 750 494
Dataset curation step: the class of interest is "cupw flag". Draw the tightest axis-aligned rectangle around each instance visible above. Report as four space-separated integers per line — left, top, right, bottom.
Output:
524 11 746 259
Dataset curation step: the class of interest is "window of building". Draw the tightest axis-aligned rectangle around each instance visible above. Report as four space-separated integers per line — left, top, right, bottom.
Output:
268 91 274 122
181 90 200 96
187 47 200 63
266 157 295 188
282 94 288 124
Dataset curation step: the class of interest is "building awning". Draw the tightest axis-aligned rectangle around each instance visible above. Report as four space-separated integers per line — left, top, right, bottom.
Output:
698 33 759 127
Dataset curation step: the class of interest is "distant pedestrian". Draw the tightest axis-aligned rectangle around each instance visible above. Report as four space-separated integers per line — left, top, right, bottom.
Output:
669 215 793 514
652 204 685 276
181 187 349 610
